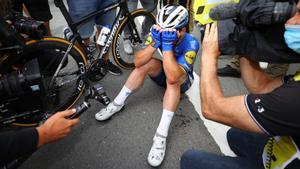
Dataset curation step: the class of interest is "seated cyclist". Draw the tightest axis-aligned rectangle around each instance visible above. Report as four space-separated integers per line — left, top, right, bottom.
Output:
95 5 199 167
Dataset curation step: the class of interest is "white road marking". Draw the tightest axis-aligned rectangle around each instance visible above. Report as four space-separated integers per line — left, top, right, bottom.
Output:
185 72 236 156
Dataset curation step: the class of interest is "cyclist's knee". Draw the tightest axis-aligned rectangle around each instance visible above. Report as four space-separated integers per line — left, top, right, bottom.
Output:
133 66 148 76
166 74 186 86
147 59 162 76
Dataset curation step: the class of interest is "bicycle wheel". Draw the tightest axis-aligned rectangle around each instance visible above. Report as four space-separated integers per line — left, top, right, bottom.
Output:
112 9 156 69
12 37 87 127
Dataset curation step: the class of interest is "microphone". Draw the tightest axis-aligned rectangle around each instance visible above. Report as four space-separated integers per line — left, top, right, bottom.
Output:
209 3 239 21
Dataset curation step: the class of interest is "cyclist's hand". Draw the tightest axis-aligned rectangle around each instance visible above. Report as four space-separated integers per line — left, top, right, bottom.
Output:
149 25 162 49
36 109 79 147
161 28 178 52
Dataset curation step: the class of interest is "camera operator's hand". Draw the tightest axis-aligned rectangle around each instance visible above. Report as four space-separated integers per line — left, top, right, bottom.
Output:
202 23 220 59
36 109 79 148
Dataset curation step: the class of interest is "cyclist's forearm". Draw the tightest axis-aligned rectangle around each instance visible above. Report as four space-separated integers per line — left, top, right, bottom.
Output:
134 45 156 67
162 51 186 83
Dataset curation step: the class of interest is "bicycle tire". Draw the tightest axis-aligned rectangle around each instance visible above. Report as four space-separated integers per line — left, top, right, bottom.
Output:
12 37 87 127
112 9 156 69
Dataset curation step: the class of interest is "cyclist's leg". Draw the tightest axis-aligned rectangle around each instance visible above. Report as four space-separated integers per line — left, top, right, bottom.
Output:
147 65 187 167
95 57 160 120
109 58 159 105
111 58 161 104
126 58 161 91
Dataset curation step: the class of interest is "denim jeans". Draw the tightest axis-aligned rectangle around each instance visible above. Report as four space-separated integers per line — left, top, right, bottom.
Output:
180 128 269 169
67 0 116 39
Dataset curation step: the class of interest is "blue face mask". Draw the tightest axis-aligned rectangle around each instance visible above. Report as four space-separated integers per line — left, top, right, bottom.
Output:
284 25 300 54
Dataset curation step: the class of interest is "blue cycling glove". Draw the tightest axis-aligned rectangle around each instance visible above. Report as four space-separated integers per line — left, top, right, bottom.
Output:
161 29 178 52
149 26 161 49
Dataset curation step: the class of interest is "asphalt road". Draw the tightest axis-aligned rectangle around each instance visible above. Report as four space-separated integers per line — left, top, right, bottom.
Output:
18 0 287 169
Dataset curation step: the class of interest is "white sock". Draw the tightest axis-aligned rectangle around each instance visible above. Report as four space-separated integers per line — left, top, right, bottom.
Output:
113 86 132 105
156 109 174 138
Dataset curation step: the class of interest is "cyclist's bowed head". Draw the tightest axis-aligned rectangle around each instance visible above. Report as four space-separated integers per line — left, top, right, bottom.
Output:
147 5 189 49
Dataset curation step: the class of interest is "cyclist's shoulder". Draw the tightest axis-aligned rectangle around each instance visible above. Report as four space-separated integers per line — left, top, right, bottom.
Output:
181 33 200 51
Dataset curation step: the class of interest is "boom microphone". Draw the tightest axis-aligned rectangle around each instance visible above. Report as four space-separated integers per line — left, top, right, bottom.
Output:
209 3 239 21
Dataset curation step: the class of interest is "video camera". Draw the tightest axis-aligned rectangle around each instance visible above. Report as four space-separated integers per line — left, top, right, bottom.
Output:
0 58 45 123
4 11 47 39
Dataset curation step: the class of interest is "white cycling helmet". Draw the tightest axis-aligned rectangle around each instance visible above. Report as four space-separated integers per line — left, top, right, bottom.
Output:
156 5 189 29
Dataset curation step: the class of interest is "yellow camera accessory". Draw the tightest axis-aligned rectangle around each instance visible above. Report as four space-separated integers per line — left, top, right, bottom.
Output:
193 0 239 25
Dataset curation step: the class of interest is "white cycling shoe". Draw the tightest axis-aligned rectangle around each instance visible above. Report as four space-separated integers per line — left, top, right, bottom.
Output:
95 102 124 121
147 134 167 167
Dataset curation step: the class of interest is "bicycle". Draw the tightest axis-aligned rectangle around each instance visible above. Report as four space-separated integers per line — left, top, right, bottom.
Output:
0 13 91 127
54 0 157 69
0 0 157 127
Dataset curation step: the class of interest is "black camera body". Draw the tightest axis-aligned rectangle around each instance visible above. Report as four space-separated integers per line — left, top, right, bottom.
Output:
0 58 45 121
4 11 47 39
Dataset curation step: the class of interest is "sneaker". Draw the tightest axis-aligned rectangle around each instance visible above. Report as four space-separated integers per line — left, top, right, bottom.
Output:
124 39 134 55
217 65 241 78
147 134 167 167
95 102 124 121
107 60 122 76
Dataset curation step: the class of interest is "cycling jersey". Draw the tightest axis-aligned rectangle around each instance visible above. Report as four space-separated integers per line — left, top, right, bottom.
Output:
172 33 200 78
145 32 200 92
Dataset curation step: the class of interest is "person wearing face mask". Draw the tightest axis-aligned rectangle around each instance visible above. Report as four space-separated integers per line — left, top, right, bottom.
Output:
284 25 300 54
180 1 300 169
95 5 199 167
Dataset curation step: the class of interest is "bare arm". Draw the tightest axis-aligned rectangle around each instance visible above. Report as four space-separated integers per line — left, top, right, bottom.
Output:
239 56 283 94
162 51 186 84
134 45 156 67
200 23 262 133
36 109 79 147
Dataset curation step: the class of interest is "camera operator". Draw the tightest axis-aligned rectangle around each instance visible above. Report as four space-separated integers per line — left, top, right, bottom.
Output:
0 109 79 166
180 0 300 169
0 0 80 166
214 0 300 63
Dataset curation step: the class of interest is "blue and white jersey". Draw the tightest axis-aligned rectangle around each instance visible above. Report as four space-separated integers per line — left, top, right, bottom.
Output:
172 33 200 78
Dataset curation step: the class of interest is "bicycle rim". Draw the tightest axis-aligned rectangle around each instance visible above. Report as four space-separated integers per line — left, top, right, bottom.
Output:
112 10 156 69
12 38 87 127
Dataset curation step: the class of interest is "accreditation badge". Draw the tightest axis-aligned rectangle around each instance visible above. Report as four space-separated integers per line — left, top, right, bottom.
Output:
262 136 299 169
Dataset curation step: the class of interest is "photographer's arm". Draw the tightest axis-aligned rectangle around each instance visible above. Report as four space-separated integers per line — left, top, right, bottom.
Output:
36 109 79 147
200 23 262 133
239 56 283 94
0 127 38 166
0 109 79 165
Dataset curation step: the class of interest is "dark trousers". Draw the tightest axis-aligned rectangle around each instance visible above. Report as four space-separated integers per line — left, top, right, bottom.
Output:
180 128 268 169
